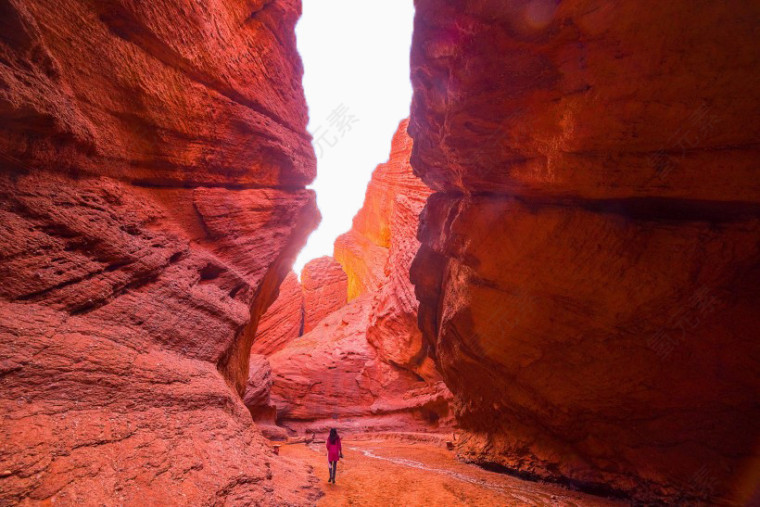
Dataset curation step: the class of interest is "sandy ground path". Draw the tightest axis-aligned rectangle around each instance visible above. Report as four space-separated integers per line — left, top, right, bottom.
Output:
279 439 623 506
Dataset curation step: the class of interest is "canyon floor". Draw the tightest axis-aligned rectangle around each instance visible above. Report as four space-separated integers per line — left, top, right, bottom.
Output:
279 437 622 506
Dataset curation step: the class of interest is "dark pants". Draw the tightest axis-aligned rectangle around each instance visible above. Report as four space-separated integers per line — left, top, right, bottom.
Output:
328 460 337 482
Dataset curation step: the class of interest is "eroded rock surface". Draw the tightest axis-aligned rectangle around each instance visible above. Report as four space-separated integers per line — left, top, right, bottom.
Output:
250 256 348 358
269 295 451 434
409 1 760 504
0 0 320 504
0 0 315 187
334 119 432 303
249 120 452 435
301 256 347 333
250 271 303 356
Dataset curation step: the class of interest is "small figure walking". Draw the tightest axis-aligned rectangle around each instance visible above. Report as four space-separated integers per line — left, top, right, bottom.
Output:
326 428 343 484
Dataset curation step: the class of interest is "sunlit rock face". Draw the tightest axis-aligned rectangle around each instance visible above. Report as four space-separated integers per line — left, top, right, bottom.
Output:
250 257 347 358
350 119 439 380
250 271 303 356
334 119 432 302
251 120 452 435
409 1 760 504
268 295 452 434
0 0 321 504
301 256 348 333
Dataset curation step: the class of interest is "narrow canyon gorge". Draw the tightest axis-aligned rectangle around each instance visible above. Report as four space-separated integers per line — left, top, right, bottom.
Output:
1 0 759 505
245 119 452 439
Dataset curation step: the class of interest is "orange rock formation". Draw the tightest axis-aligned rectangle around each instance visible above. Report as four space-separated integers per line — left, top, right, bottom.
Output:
301 256 348 333
250 256 348 356
5 0 758 503
250 271 303 356
248 120 452 435
409 1 760 504
268 295 451 434
0 0 320 503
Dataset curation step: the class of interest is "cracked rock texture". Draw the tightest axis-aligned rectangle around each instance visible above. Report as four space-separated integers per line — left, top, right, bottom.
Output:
409 1 760 504
249 120 452 435
0 0 321 504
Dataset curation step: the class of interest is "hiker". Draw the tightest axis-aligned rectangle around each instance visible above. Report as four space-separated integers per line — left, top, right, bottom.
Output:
326 428 343 484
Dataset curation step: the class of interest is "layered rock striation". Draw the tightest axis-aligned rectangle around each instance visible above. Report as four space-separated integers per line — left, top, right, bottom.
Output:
268 294 451 434
248 256 347 359
301 256 348 333
247 120 452 435
250 271 303 356
0 0 320 504
334 119 437 379
409 1 760 504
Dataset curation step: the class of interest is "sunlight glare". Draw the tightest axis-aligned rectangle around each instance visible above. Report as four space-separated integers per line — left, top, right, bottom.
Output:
292 0 415 276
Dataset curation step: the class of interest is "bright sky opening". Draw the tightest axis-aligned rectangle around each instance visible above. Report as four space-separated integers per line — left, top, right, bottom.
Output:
292 0 415 276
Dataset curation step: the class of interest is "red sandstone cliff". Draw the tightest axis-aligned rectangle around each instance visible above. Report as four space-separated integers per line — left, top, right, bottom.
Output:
249 256 347 357
0 0 320 504
336 119 439 379
301 256 348 333
250 271 303 356
248 120 452 434
268 294 450 434
409 1 760 504
334 119 431 303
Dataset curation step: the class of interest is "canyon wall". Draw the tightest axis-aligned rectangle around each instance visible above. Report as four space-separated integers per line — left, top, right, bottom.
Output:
409 1 760 504
335 119 437 378
249 120 452 435
250 271 303 356
245 257 348 436
301 256 348 333
249 255 348 361
0 0 321 504
267 293 452 435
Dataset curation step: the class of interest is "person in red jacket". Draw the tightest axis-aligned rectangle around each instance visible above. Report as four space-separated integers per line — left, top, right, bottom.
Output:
325 428 343 484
